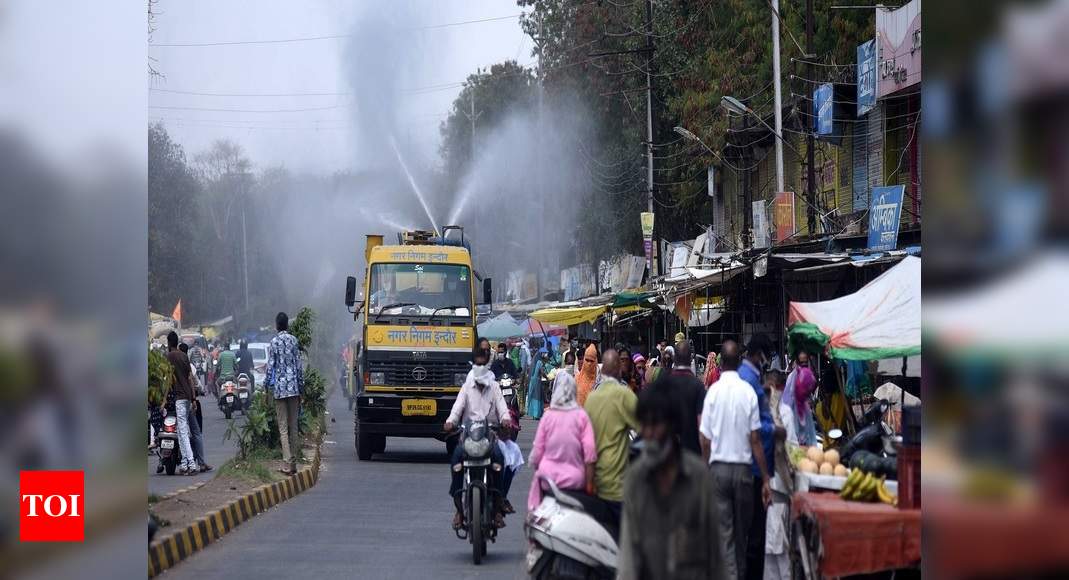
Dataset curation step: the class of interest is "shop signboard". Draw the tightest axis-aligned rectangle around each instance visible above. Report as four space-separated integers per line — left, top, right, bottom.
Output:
774 192 796 243
876 0 922 99
867 185 905 251
857 39 877 116
814 83 834 135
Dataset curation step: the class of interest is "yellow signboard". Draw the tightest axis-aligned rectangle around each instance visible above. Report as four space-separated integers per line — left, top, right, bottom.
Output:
366 325 473 350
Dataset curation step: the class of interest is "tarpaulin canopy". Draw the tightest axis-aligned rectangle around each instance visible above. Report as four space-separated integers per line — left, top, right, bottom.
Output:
477 313 526 340
788 256 920 360
612 290 657 308
529 304 607 327
521 317 567 337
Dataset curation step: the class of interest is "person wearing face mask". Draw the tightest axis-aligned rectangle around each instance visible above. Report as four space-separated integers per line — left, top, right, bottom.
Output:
618 377 726 580
736 334 777 580
490 342 517 379
562 350 577 376
444 346 514 530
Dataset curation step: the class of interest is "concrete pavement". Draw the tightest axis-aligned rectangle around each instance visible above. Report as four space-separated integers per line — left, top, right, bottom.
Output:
164 388 534 579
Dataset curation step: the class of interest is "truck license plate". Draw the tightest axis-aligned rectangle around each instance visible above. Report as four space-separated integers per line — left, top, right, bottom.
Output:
401 399 437 417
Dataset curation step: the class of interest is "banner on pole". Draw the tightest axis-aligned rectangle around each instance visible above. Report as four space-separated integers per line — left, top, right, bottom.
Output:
752 201 770 249
774 192 796 243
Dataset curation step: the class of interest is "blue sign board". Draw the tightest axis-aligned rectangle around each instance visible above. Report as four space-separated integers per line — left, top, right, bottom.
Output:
857 39 877 117
867 185 904 251
814 83 833 135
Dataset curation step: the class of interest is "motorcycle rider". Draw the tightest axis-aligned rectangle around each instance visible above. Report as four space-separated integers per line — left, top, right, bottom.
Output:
216 341 238 387
444 346 514 531
236 339 256 390
490 342 517 379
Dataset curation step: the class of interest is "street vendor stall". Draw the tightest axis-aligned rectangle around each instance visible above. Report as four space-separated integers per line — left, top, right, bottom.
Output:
783 256 922 579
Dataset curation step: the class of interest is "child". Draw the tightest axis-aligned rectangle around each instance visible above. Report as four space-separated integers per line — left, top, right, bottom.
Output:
497 409 524 514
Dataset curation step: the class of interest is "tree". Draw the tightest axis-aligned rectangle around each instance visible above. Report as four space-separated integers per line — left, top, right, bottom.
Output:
148 123 202 317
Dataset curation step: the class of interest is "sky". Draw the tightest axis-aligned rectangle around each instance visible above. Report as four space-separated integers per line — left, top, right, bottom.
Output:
148 0 531 173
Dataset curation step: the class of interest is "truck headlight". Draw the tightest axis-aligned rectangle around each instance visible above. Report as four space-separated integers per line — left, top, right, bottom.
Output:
453 373 467 386
369 372 386 385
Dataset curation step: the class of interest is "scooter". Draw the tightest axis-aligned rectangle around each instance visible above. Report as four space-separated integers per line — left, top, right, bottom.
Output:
499 374 519 418
218 378 238 419
156 413 183 475
452 420 501 565
525 476 618 579
236 373 252 415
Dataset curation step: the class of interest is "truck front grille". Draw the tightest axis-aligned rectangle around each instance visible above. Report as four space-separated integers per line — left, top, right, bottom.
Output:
367 360 470 386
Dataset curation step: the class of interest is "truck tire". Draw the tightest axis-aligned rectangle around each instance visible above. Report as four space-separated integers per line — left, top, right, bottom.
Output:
355 420 373 461
374 435 386 454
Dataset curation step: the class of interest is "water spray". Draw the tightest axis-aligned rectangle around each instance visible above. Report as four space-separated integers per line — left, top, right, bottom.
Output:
389 135 439 234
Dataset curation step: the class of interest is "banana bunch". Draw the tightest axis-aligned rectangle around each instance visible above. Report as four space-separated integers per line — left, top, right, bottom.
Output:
839 469 897 506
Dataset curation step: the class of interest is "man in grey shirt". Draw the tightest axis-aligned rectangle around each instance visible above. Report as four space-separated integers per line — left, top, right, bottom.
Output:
618 376 726 580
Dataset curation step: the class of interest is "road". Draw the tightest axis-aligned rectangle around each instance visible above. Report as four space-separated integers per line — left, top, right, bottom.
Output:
166 388 534 579
148 393 243 497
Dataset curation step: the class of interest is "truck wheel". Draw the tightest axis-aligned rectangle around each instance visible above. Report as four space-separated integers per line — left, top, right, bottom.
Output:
373 435 386 454
355 421 373 461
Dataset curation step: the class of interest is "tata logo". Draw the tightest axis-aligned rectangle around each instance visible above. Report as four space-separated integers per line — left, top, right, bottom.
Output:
20 470 84 542
412 351 428 360
412 367 428 381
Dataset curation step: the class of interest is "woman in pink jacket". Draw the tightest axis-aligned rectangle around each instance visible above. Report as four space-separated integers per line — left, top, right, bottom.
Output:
527 372 598 512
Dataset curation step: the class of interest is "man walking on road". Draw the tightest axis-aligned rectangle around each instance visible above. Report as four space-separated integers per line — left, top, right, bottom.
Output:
584 349 638 533
266 312 303 475
165 331 199 475
668 341 707 456
179 342 211 472
738 334 777 580
619 378 726 580
699 340 771 580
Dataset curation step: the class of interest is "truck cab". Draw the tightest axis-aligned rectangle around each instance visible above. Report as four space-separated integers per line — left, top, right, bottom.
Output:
344 227 487 460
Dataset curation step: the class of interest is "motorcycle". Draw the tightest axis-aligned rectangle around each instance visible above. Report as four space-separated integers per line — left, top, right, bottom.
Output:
525 476 618 579
218 378 238 419
451 420 501 565
156 413 183 476
499 374 519 418
236 373 252 415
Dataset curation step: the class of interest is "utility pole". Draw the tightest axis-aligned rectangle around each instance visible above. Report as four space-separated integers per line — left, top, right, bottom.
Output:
536 13 545 299
805 0 817 234
644 0 657 277
461 91 482 163
240 176 249 313
771 0 785 194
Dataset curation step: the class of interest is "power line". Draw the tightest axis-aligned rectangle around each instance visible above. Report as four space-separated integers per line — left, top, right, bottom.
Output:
149 104 347 113
149 14 524 47
150 88 349 98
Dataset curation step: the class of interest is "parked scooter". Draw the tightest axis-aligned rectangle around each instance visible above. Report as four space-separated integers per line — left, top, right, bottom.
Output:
219 378 238 419
525 476 618 579
450 420 501 565
236 373 252 415
156 414 183 475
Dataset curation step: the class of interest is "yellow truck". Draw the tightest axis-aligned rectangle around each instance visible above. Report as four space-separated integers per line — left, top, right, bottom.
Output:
344 227 490 460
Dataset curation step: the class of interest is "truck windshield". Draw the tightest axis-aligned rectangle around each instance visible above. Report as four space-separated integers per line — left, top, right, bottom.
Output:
368 263 472 318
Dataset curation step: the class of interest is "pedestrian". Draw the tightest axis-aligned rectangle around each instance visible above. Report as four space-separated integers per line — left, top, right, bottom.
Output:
237 338 255 390
667 341 707 457
165 331 199 475
618 377 727 580
583 349 638 533
699 340 771 580
562 350 577 376
179 343 211 472
266 312 304 475
617 345 639 393
576 344 599 407
526 351 546 419
704 351 720 389
527 372 597 512
737 334 777 580
766 370 786 427
498 409 524 515
632 353 647 387
779 367 817 446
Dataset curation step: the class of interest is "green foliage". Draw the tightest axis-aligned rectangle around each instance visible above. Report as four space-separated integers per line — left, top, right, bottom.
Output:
300 366 326 435
224 390 279 459
217 447 283 484
148 347 173 406
290 306 315 353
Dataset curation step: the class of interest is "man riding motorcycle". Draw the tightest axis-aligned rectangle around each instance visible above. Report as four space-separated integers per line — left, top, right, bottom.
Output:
236 339 256 390
216 342 238 389
490 342 517 379
445 346 514 531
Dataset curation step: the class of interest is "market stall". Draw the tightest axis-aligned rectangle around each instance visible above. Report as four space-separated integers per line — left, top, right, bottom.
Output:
784 256 922 579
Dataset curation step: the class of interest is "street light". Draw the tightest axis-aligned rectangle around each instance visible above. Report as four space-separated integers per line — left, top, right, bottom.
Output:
673 126 717 157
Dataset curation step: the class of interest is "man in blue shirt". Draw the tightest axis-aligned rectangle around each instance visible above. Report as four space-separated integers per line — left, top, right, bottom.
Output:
737 333 777 580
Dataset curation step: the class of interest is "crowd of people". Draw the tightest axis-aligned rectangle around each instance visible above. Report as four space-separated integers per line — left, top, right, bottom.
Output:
448 330 819 579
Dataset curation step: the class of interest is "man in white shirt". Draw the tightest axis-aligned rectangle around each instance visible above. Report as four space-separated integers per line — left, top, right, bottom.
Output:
699 340 771 580
444 347 514 530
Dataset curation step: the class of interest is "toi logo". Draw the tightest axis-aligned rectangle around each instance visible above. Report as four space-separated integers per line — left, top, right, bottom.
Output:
19 471 84 542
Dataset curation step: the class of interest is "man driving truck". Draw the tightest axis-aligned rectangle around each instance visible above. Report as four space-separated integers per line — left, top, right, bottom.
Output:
444 346 514 530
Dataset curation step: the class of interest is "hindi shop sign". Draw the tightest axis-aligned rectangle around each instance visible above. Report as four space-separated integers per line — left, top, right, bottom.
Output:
857 39 877 117
814 83 834 135
867 185 905 251
774 192 796 243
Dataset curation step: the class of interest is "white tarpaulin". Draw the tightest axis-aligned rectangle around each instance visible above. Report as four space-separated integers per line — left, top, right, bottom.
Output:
788 256 921 360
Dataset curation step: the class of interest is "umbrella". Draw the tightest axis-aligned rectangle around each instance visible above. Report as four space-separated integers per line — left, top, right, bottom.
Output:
521 318 566 337
477 313 525 340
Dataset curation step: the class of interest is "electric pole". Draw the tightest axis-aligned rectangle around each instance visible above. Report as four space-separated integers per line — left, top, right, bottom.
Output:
644 0 657 277
805 0 817 234
771 0 785 194
461 90 482 163
536 13 545 299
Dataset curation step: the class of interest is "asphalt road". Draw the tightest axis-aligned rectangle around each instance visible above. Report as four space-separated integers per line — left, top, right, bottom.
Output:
166 388 535 579
148 392 244 497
